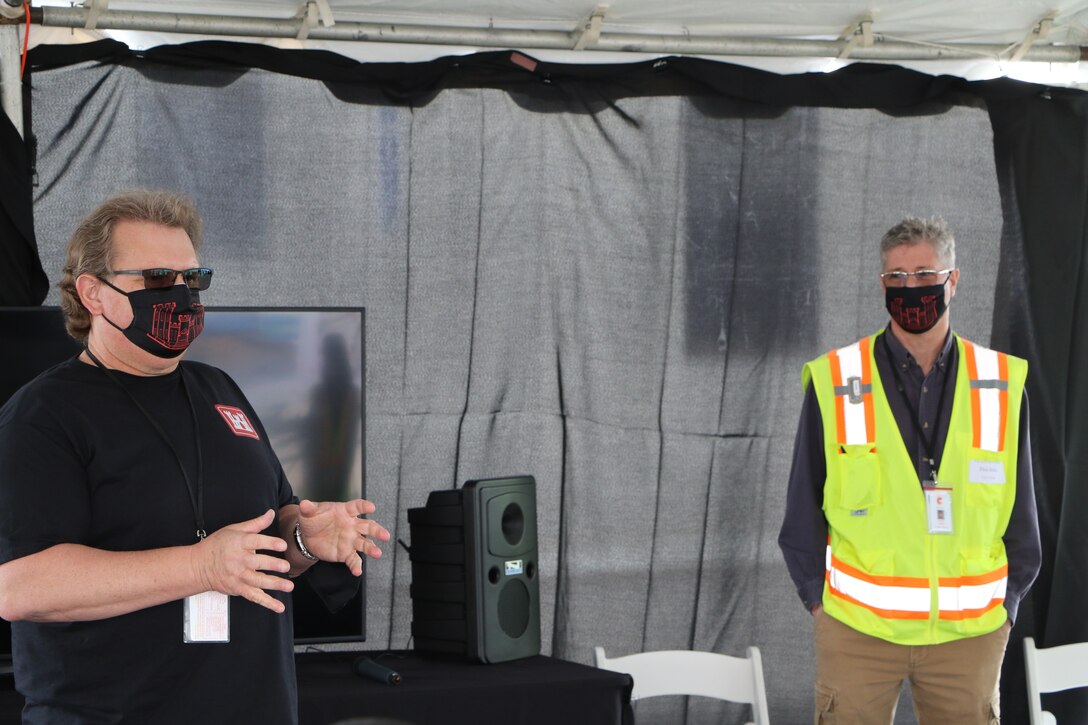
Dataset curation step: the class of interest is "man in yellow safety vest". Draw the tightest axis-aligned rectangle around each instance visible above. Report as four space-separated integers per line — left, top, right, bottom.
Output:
779 217 1041 724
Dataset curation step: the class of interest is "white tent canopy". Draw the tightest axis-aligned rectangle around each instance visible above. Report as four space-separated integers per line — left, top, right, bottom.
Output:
8 0 1088 86
5 0 1088 135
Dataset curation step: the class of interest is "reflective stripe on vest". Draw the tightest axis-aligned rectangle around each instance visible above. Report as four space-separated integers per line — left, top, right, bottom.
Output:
826 545 1007 620
963 340 1009 452
827 337 876 445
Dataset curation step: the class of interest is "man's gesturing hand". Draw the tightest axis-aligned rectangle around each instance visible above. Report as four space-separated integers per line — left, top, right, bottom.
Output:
296 499 391 576
191 509 294 614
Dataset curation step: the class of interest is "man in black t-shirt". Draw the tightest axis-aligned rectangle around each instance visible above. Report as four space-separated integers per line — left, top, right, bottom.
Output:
0 190 389 724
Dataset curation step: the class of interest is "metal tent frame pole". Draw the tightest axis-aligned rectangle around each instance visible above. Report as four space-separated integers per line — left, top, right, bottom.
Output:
27 6 1087 63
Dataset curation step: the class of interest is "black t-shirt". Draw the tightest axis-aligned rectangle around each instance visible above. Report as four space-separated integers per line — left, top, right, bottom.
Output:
0 357 300 724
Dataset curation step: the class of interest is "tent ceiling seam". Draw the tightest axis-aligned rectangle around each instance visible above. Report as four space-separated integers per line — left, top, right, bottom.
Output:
1011 12 1057 62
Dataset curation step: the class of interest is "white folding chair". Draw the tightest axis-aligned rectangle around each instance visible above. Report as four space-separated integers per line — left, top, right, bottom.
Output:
594 646 770 725
1024 636 1088 725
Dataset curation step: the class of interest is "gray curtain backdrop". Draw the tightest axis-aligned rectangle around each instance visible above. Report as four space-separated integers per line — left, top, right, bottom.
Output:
29 59 1007 724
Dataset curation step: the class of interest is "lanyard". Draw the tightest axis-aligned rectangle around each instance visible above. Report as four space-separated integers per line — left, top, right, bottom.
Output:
881 333 952 483
84 347 207 541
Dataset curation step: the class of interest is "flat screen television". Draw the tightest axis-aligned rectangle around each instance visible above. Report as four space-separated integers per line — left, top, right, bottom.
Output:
0 306 367 672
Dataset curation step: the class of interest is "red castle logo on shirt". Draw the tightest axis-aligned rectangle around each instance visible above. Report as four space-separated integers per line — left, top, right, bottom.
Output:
215 405 260 440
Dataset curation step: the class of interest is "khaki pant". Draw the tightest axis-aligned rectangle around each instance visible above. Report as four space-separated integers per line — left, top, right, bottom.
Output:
814 608 1011 725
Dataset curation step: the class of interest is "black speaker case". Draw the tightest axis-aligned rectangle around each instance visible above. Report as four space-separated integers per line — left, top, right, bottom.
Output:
462 476 541 664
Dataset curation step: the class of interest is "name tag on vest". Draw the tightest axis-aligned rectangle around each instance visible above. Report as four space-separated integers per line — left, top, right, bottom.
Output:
969 460 1007 485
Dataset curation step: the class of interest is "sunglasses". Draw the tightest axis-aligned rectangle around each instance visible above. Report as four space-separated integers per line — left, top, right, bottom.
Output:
110 267 214 291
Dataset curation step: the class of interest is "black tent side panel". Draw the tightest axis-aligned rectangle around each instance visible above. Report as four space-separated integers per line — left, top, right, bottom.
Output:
0 101 47 306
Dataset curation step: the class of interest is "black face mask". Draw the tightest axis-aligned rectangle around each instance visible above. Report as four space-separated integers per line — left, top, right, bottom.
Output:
885 283 947 334
99 279 205 358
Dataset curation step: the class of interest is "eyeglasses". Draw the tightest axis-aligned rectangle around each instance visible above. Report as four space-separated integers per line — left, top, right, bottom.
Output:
880 269 953 288
110 267 214 291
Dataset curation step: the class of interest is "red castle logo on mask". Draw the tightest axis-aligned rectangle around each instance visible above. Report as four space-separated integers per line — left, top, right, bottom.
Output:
890 294 939 332
148 302 205 350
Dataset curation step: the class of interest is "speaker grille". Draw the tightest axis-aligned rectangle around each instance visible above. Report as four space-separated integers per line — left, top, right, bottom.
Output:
501 502 524 546
497 579 531 638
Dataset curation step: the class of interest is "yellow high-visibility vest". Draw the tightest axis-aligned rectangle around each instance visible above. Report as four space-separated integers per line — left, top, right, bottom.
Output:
802 330 1027 645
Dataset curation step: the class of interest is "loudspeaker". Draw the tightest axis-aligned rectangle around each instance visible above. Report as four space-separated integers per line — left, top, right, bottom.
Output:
408 475 540 663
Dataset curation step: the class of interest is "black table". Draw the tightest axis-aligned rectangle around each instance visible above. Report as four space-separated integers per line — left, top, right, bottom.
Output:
0 673 18 725
297 650 633 725
0 651 633 725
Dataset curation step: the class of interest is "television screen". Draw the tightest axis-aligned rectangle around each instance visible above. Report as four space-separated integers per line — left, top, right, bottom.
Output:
0 306 367 668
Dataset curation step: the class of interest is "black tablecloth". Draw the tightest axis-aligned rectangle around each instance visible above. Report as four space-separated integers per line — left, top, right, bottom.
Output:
0 674 18 725
297 650 633 725
0 652 633 725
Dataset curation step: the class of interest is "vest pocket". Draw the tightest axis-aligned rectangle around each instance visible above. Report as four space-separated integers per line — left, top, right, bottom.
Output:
965 482 1004 509
837 542 895 576
959 546 1004 576
836 444 882 510
964 448 1009 509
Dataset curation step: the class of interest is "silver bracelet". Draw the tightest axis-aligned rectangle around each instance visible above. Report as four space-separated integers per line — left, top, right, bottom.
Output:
293 521 319 561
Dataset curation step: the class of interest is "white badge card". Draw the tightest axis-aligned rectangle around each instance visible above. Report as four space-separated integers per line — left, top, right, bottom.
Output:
924 487 954 534
184 591 230 643
969 459 1007 485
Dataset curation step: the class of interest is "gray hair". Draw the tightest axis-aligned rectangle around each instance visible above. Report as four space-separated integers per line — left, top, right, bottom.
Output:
880 216 956 270
58 189 203 343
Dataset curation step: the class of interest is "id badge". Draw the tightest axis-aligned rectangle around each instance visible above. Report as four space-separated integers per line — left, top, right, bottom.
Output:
924 486 953 534
183 591 230 643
